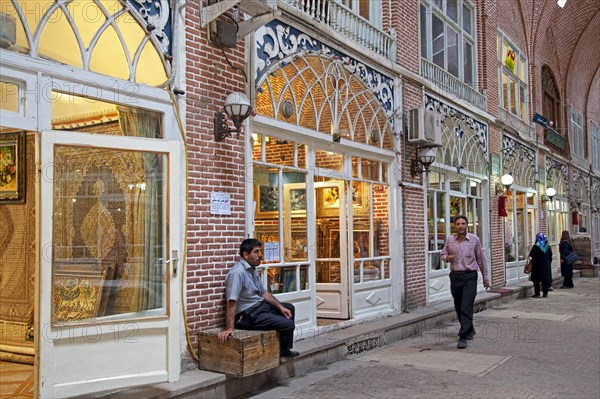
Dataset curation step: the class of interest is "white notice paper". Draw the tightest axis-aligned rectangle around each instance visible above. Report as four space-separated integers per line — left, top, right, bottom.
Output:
210 192 231 215
263 242 280 262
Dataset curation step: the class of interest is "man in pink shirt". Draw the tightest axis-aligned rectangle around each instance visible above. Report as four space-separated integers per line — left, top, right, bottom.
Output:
441 215 489 349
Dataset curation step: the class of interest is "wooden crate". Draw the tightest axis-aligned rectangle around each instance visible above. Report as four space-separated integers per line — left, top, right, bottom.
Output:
198 328 280 377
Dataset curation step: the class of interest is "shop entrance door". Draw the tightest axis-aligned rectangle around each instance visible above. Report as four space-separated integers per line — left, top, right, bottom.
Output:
38 131 182 398
315 181 350 319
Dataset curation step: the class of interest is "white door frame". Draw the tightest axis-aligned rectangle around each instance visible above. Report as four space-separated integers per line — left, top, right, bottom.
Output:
2 54 183 398
38 131 181 398
315 181 350 319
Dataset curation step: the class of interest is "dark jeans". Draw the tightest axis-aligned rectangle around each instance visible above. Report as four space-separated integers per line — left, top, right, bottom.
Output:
450 271 478 339
235 301 296 351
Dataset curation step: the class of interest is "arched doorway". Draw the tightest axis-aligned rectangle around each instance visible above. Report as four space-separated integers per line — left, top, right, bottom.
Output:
251 21 398 326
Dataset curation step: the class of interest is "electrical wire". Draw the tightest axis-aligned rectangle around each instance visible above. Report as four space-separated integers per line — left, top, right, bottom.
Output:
211 12 248 83
168 89 199 362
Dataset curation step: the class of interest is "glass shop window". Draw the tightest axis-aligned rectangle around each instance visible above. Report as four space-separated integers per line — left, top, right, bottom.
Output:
315 149 342 171
252 133 306 169
51 92 163 138
351 156 388 183
253 146 309 294
353 182 390 284
52 145 167 324
428 189 448 271
1 81 21 114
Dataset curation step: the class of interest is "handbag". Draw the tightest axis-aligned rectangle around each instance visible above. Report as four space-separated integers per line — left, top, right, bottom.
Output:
523 259 532 274
565 251 579 266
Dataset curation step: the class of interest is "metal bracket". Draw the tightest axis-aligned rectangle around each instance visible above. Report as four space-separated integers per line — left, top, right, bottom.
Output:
201 0 241 27
237 11 281 39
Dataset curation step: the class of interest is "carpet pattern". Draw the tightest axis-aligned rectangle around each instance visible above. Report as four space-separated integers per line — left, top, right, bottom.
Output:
0 361 34 399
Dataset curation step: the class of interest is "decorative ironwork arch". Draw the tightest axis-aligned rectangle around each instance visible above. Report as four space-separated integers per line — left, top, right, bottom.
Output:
502 136 536 187
2 0 170 86
545 156 568 196
572 169 590 201
255 54 394 149
425 95 488 175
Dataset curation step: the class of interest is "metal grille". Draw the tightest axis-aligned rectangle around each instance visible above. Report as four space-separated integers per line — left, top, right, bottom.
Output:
345 335 383 357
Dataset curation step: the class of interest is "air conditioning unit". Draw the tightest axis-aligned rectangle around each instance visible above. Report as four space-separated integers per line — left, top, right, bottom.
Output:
406 108 442 145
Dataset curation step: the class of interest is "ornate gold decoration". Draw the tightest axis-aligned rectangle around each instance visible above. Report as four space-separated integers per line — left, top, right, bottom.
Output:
53 265 106 323
80 180 116 260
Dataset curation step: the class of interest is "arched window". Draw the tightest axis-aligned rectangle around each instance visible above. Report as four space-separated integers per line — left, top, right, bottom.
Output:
542 66 561 131
1 0 169 86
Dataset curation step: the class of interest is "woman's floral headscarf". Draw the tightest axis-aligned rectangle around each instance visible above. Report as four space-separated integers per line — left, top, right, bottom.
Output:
535 233 550 253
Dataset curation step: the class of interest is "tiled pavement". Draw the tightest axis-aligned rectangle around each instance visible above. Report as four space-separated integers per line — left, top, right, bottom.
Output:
248 278 600 399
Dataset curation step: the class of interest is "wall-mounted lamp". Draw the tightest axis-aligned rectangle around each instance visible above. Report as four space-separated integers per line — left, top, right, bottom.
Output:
214 92 253 142
557 0 567 8
495 173 514 195
410 144 440 177
545 187 556 201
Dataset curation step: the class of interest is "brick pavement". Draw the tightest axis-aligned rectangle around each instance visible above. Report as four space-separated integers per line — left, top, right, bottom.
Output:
249 277 600 399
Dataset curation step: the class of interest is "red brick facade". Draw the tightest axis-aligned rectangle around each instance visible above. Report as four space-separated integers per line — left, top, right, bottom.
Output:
183 0 599 355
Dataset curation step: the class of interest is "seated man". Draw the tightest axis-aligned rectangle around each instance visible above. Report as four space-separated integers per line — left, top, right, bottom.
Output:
218 238 299 358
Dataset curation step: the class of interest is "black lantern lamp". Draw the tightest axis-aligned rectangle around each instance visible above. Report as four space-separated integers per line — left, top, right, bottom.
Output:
410 144 440 177
214 92 253 142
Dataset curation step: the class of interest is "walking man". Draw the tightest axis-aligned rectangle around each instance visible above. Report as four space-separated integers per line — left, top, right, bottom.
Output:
218 238 299 358
441 215 489 349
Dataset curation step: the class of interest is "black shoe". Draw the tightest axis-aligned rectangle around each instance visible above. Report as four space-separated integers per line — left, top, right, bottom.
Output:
543 294 548 298
531 294 540 298
280 349 300 358
457 338 468 349
466 331 476 340
559 286 566 289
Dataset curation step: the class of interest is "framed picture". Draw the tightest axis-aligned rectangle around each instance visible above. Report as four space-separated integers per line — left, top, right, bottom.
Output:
0 131 25 203
289 188 306 213
52 262 107 324
317 182 369 217
329 229 341 258
288 233 308 260
353 230 370 258
255 185 279 218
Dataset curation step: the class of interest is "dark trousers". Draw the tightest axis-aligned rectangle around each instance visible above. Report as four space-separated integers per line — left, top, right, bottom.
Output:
533 280 549 296
450 271 478 339
235 302 296 351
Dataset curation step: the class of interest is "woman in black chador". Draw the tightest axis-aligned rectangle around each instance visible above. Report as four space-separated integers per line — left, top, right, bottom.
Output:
528 233 553 298
559 230 575 288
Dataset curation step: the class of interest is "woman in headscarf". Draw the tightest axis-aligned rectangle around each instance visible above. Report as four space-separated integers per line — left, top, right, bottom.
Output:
559 230 575 288
528 233 553 297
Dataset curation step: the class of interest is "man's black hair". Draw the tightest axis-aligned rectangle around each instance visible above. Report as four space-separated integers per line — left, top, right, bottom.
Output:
453 214 469 224
240 238 262 257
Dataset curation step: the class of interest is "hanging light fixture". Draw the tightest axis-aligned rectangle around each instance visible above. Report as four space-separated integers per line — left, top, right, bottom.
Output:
214 92 253 142
495 173 514 195
557 0 567 8
410 144 440 177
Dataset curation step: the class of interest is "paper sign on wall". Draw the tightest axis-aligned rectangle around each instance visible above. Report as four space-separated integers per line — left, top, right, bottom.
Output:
210 192 231 215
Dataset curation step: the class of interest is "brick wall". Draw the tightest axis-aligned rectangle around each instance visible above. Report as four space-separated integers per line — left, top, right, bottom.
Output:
184 7 248 351
181 0 599 358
